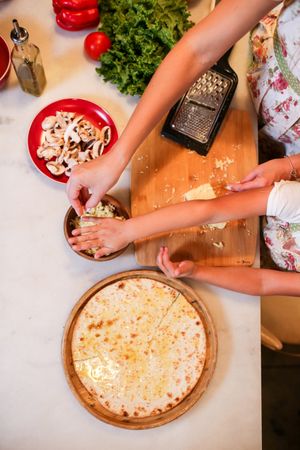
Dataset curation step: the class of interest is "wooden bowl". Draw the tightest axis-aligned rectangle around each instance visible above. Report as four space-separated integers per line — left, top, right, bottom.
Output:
62 270 217 429
64 194 130 261
0 36 11 89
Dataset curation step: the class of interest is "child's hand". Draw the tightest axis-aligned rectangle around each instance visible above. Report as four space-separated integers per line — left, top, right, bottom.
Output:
68 217 130 258
157 246 196 278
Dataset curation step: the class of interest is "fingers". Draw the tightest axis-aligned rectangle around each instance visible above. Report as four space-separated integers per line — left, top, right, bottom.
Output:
157 247 195 279
69 231 101 244
71 223 102 236
68 232 114 257
176 261 193 277
156 246 165 266
157 247 169 277
94 247 113 259
80 187 91 206
85 188 105 210
227 178 265 192
71 239 100 252
81 216 103 223
161 247 176 276
240 169 258 183
226 167 260 192
157 247 177 277
66 176 85 216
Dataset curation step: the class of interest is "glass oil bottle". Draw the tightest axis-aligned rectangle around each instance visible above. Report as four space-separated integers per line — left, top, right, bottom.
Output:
10 19 46 96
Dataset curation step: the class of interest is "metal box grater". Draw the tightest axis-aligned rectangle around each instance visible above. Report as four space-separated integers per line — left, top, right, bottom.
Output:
161 48 238 156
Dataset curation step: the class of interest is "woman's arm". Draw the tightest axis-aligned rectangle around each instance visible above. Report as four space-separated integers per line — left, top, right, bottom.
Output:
157 247 300 296
228 155 300 192
68 186 272 257
67 0 277 214
114 0 278 160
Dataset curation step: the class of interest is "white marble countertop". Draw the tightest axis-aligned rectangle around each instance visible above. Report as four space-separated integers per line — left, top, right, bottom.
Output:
0 1 261 449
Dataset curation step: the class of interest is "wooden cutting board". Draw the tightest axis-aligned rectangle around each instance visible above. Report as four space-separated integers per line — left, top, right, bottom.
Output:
131 109 258 267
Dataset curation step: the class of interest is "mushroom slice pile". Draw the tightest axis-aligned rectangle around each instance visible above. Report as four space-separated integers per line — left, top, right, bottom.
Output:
37 111 112 177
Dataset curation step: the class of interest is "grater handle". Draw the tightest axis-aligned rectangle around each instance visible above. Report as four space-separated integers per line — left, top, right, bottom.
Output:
217 47 234 69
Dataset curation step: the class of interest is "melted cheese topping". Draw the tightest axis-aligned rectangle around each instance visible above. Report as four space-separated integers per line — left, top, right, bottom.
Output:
72 278 206 418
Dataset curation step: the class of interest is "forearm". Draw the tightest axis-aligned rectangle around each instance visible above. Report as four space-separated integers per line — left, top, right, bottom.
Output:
117 0 277 162
266 155 300 182
125 188 270 242
190 266 300 296
126 201 210 241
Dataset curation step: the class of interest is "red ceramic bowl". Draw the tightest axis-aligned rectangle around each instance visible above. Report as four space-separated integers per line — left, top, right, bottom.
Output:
0 36 11 89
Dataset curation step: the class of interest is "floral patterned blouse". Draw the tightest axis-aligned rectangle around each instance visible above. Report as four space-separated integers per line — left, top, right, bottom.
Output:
247 0 300 155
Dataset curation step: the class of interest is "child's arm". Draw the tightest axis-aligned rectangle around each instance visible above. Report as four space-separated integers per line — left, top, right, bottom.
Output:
157 247 300 296
228 155 300 192
68 186 272 257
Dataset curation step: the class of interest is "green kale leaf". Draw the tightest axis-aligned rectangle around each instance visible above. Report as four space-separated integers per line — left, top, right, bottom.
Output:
96 0 193 96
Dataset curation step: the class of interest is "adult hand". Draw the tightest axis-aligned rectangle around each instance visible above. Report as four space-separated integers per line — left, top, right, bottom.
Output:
68 216 131 259
227 158 289 192
157 246 196 278
66 147 126 215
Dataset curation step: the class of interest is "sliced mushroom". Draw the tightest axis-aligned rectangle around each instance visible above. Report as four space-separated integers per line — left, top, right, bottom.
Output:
100 126 111 146
64 117 83 143
55 112 68 129
39 112 112 178
64 147 80 163
62 111 75 121
53 127 65 139
78 128 92 143
41 116 56 131
37 145 46 159
46 161 65 176
78 150 92 162
37 145 60 160
57 145 69 164
91 140 104 159
45 129 61 144
66 158 78 169
69 145 81 156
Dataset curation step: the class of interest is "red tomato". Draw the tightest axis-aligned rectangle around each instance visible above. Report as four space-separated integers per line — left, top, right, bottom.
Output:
84 31 111 60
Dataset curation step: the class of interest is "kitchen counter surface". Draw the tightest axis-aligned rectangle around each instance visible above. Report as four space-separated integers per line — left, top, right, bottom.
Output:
0 1 261 449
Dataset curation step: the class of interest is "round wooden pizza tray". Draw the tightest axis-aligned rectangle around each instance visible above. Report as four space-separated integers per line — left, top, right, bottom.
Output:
62 270 217 429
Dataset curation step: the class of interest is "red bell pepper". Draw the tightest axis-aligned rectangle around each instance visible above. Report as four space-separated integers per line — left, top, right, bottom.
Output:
55 0 98 11
53 0 62 14
56 8 100 31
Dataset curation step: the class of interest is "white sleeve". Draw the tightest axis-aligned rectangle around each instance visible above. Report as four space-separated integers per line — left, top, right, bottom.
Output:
266 181 300 223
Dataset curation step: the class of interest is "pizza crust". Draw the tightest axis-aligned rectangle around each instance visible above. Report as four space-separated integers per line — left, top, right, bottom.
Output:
72 277 206 418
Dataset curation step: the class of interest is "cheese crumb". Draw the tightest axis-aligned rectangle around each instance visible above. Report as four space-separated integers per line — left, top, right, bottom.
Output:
213 241 224 249
215 157 234 171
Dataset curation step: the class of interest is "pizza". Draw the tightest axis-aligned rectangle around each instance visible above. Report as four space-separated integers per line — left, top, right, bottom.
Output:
71 276 206 418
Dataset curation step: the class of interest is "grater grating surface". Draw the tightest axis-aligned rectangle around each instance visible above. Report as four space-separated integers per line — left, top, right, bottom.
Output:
171 69 233 143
